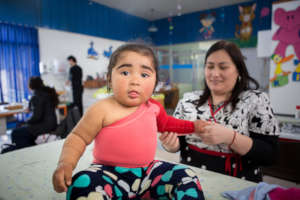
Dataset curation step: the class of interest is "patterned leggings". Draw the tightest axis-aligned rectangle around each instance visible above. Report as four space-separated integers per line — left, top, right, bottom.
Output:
67 160 205 200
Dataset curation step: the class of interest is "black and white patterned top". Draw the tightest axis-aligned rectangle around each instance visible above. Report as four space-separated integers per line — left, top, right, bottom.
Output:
173 90 279 182
174 89 279 153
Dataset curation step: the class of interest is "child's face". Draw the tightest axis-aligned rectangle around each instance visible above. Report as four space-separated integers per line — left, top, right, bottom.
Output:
110 51 156 107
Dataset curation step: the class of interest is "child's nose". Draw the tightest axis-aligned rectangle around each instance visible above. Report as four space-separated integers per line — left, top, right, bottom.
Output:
130 74 141 85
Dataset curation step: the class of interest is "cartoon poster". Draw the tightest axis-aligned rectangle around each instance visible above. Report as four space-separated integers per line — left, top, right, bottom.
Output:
230 3 257 47
87 41 99 60
269 1 300 115
103 46 113 58
199 12 216 40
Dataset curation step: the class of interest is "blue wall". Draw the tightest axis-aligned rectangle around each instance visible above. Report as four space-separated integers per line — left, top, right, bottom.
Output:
151 0 273 46
0 0 274 45
0 0 150 42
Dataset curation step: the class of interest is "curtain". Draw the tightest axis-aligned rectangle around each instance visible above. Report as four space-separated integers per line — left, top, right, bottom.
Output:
0 23 40 104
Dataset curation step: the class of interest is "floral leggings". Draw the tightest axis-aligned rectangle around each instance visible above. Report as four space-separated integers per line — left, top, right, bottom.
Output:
67 160 205 200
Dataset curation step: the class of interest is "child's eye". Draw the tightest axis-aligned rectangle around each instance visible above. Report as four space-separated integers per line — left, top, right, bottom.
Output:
141 73 150 78
121 71 129 76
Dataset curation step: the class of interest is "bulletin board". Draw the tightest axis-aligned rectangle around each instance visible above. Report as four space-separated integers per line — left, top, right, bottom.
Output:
269 1 300 115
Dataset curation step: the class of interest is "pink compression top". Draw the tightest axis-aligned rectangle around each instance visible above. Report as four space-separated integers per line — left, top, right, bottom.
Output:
93 98 195 168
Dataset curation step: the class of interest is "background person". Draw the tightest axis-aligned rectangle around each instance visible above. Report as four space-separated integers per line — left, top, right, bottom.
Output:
67 55 83 116
2 76 59 153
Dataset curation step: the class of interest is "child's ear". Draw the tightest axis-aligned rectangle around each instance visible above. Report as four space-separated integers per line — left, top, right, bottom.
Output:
106 75 111 87
107 79 112 91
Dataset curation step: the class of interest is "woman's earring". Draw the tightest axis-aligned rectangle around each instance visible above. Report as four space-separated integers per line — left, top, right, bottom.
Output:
238 76 241 82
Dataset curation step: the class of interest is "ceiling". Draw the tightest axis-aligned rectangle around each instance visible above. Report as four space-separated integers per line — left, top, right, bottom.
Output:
91 0 250 21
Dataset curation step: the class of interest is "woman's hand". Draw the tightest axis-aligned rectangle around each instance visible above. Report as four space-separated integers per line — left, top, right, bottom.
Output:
52 162 73 193
194 120 210 133
196 123 234 145
159 132 180 153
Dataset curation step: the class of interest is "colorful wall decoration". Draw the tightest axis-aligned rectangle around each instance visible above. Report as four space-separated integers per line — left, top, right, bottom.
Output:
103 46 113 58
293 59 300 82
87 41 99 60
272 6 300 60
270 4 300 87
270 54 294 87
269 0 300 115
152 0 273 46
199 12 216 40
0 0 275 46
231 3 257 47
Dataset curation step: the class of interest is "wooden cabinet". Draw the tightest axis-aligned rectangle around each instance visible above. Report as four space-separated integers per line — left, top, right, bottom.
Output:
263 116 300 183
84 80 106 89
263 138 300 183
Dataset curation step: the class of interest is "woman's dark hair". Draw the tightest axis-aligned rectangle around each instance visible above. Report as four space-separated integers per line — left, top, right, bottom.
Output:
197 40 259 111
29 76 59 107
106 43 159 92
67 55 77 63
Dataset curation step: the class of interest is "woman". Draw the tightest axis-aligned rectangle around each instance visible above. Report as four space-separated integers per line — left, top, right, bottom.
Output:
160 40 279 182
2 76 59 153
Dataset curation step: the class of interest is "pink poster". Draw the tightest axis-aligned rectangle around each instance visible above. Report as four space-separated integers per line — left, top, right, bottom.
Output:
269 1 300 115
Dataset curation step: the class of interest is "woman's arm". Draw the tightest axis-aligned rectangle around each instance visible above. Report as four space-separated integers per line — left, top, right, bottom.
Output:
197 123 253 155
244 92 279 165
243 132 279 165
224 129 279 164
27 96 44 124
227 129 253 155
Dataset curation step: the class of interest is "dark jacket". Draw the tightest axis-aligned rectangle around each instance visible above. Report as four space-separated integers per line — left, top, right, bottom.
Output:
51 107 81 138
70 65 83 90
27 90 57 136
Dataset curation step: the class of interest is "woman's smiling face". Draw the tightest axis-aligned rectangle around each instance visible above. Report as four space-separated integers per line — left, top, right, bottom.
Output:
205 49 239 96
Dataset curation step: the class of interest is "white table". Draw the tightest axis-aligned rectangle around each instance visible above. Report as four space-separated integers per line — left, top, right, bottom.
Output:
0 103 68 135
0 140 257 200
0 104 27 135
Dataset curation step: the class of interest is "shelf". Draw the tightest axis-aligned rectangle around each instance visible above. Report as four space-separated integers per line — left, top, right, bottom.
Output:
84 80 106 89
276 115 300 125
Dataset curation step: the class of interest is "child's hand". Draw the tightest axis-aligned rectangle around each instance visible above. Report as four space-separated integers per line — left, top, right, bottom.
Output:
194 120 210 133
159 132 180 153
52 162 73 193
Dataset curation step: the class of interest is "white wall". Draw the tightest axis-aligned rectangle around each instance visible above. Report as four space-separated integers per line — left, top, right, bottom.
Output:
241 48 269 91
38 28 125 91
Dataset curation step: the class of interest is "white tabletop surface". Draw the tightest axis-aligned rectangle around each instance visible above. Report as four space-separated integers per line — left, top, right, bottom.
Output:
0 140 257 200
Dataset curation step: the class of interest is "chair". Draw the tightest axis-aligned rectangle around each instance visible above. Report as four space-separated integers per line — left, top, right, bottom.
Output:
35 107 81 144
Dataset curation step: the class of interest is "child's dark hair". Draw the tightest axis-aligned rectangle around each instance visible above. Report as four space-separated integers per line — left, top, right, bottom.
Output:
106 43 159 91
29 76 59 107
67 55 77 63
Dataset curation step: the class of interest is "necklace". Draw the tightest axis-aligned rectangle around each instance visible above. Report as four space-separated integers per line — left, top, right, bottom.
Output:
208 98 228 123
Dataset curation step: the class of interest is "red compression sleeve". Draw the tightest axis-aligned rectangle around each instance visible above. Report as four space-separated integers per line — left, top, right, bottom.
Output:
149 98 194 134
